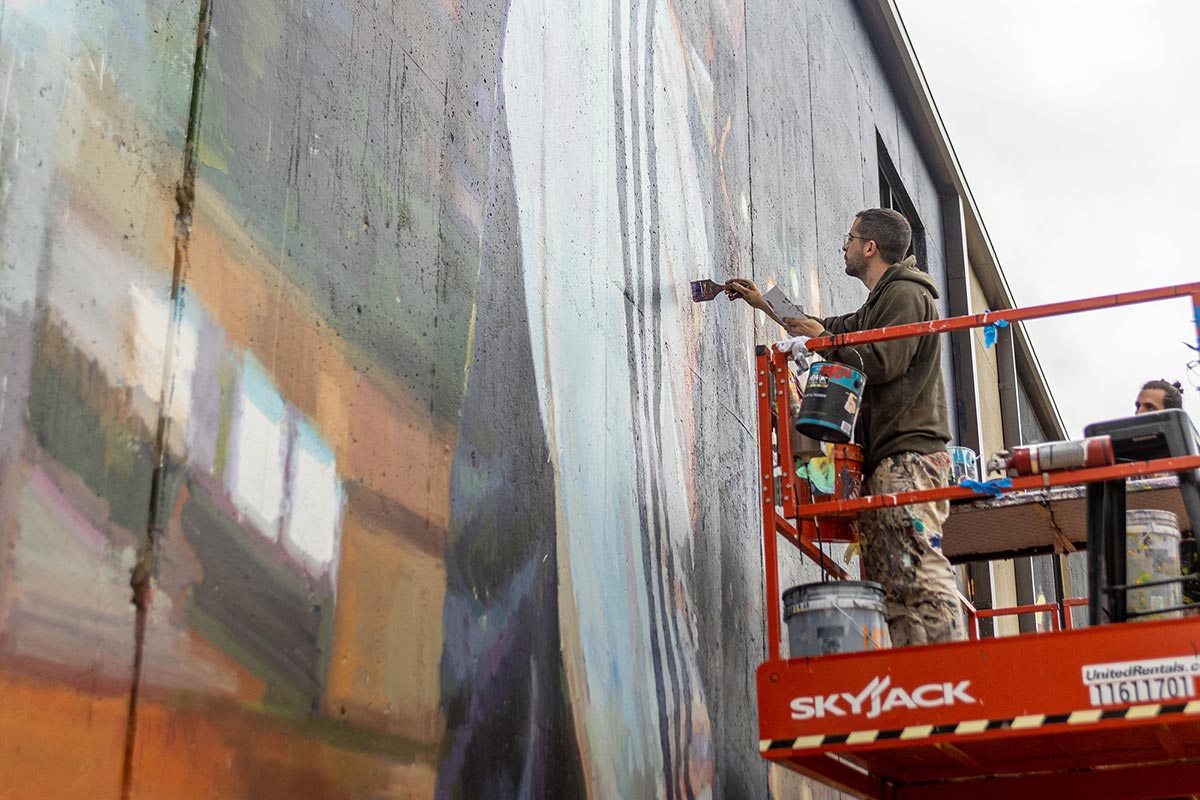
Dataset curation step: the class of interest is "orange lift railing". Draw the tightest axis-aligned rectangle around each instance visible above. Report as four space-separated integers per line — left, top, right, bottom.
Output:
754 282 1200 798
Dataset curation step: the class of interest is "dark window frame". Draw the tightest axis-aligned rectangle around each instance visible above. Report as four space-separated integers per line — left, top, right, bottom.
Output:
876 131 927 269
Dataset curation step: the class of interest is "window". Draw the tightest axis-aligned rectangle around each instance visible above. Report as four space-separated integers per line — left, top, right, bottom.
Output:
876 132 927 268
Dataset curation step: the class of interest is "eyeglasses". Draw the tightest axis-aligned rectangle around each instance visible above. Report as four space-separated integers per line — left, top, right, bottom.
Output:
844 233 870 247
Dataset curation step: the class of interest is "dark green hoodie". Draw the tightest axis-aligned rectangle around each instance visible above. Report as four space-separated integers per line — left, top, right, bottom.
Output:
815 256 951 473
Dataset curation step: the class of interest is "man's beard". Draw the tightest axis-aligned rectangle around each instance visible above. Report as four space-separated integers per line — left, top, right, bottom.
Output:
844 254 866 279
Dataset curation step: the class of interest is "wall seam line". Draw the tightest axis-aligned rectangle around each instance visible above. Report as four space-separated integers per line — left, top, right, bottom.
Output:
119 0 214 795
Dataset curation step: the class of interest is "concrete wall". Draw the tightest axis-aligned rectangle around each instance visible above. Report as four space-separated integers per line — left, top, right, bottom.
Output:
0 1 960 797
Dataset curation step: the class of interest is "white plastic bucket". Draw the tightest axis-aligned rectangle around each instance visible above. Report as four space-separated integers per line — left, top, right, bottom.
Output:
949 446 979 484
783 581 891 657
1126 509 1182 621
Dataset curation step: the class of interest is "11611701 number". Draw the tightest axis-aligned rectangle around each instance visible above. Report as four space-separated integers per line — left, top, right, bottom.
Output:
1087 674 1195 706
1082 655 1200 708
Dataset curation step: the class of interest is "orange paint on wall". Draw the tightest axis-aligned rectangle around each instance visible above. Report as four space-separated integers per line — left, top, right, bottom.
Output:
346 375 450 533
0 668 436 800
326 498 446 745
127 695 437 800
0 671 128 799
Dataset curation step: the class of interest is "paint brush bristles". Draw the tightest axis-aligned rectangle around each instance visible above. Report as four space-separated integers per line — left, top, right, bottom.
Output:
691 279 726 302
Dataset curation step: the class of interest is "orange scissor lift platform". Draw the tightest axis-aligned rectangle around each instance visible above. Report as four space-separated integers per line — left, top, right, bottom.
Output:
754 282 1200 799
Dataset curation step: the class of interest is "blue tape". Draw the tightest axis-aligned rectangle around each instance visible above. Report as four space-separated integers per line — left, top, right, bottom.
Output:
982 310 1010 348
1191 303 1200 352
960 477 1013 498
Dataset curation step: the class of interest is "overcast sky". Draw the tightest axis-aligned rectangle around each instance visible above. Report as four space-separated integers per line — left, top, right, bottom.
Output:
895 0 1199 436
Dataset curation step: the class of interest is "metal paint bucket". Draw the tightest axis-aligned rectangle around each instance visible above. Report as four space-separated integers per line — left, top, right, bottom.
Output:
1126 510 1182 620
786 366 825 459
783 581 890 658
794 361 866 444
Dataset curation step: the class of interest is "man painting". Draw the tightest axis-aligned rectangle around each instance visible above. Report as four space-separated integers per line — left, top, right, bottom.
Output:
727 208 964 646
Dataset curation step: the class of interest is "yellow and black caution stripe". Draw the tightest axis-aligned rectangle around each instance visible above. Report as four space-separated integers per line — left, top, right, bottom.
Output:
760 699 1200 753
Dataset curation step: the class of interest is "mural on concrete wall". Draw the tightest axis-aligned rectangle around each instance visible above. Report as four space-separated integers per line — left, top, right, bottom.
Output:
0 0 195 794
1 0 947 798
440 2 730 797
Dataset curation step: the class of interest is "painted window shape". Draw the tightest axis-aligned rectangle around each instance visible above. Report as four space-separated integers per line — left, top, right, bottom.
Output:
129 283 199 437
228 354 287 537
284 418 343 575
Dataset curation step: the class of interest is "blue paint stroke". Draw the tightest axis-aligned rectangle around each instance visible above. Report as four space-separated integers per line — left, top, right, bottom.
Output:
293 417 336 469
960 477 1013 498
240 353 287 423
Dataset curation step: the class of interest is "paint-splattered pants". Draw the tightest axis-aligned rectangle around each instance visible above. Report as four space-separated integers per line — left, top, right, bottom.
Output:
860 450 965 647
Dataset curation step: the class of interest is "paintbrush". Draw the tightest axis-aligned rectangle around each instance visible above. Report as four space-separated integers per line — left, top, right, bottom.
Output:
691 279 727 302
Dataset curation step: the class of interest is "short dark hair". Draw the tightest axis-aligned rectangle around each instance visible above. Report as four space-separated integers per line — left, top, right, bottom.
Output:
1141 379 1184 409
854 208 912 264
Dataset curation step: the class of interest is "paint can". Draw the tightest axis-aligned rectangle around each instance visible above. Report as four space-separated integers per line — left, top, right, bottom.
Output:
786 364 824 459
829 443 864 500
783 581 890 658
1126 509 1183 621
796 443 864 500
794 361 866 444
795 443 864 543
949 446 979 484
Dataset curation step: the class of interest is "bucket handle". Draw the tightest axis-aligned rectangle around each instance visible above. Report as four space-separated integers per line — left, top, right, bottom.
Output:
830 346 866 380
828 601 889 651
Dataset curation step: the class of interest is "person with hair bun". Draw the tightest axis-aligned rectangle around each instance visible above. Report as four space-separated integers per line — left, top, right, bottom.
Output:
1135 379 1184 414
1130 378 1196 606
